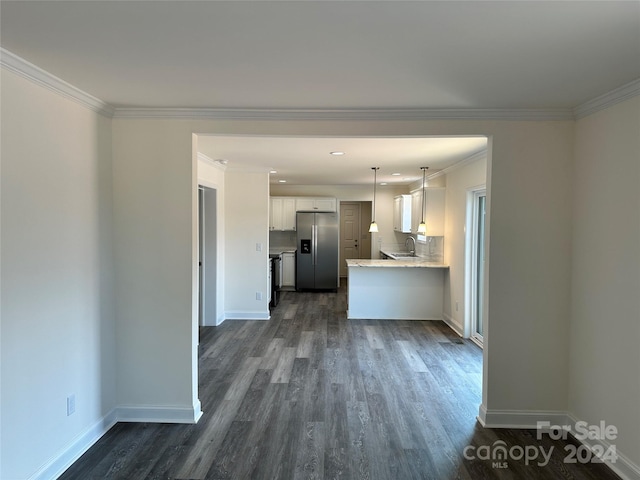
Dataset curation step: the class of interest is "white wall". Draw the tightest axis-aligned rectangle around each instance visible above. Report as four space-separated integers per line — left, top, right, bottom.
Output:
570 95 640 473
112 120 200 417
1 70 115 479
442 156 487 334
224 171 270 319
484 124 574 417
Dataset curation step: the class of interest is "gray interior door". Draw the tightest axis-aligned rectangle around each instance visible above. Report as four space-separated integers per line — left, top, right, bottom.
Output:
339 203 361 277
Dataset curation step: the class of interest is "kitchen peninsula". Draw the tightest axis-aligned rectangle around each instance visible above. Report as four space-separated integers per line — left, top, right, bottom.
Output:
346 256 449 320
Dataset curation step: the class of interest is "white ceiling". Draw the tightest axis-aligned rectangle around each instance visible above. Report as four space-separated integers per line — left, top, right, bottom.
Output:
2 1 638 184
2 1 638 109
198 135 488 185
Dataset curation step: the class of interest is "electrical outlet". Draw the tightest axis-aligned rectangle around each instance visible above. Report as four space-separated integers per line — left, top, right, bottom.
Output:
256 292 262 301
455 302 459 312
67 394 76 416
256 243 262 252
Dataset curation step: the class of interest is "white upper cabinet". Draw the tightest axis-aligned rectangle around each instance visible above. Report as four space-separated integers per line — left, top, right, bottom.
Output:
411 190 423 234
393 194 412 233
295 197 337 212
411 188 445 237
270 196 337 231
270 197 297 231
281 198 296 230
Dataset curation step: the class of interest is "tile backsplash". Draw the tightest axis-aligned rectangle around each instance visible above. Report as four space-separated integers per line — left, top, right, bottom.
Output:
269 231 296 249
416 236 444 262
380 236 444 262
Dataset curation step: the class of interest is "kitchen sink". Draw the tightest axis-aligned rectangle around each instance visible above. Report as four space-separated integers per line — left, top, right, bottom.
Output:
384 252 419 259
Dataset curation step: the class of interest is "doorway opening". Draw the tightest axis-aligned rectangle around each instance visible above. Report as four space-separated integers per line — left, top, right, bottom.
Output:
198 186 218 327
466 187 486 347
194 132 491 428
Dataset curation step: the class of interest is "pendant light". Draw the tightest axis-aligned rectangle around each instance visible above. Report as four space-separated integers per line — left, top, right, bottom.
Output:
369 167 380 233
418 167 429 234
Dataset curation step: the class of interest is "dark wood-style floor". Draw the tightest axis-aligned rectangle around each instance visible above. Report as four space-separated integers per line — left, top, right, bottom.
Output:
60 281 620 480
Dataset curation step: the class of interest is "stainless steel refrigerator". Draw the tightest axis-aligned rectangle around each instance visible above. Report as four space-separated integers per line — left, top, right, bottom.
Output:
296 211 339 290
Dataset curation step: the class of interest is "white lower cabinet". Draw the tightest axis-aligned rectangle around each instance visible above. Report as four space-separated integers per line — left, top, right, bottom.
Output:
282 252 296 288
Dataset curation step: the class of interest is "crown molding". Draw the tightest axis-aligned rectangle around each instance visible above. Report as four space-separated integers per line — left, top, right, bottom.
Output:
573 78 640 119
197 152 227 171
198 152 269 174
112 106 573 121
4 48 636 122
407 149 487 191
426 150 488 181
0 48 115 117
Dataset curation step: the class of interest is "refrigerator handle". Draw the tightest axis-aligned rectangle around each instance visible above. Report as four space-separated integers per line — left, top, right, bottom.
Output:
312 224 317 266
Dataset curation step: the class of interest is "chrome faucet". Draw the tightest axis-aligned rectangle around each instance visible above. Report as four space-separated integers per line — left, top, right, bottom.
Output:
405 236 416 255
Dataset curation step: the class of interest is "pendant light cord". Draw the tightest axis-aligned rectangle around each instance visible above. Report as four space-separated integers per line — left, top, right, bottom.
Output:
372 167 378 221
369 167 380 233
421 167 427 223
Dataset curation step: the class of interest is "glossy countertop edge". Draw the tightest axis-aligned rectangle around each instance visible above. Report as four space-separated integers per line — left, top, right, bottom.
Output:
269 248 297 256
346 259 449 268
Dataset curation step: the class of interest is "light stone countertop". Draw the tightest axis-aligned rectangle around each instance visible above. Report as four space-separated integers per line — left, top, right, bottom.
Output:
346 258 449 268
269 247 296 256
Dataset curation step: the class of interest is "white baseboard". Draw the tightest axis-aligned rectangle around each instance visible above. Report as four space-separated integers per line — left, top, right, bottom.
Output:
30 401 203 480
442 312 464 337
565 413 640 480
29 409 118 480
346 312 444 320
116 401 203 424
478 405 569 429
478 407 640 480
224 311 270 320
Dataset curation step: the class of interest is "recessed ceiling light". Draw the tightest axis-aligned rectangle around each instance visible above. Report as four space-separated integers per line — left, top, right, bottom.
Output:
278 180 287 183
330 151 345 156
391 172 401 176
215 159 228 165
380 182 388 186
270 170 277 174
